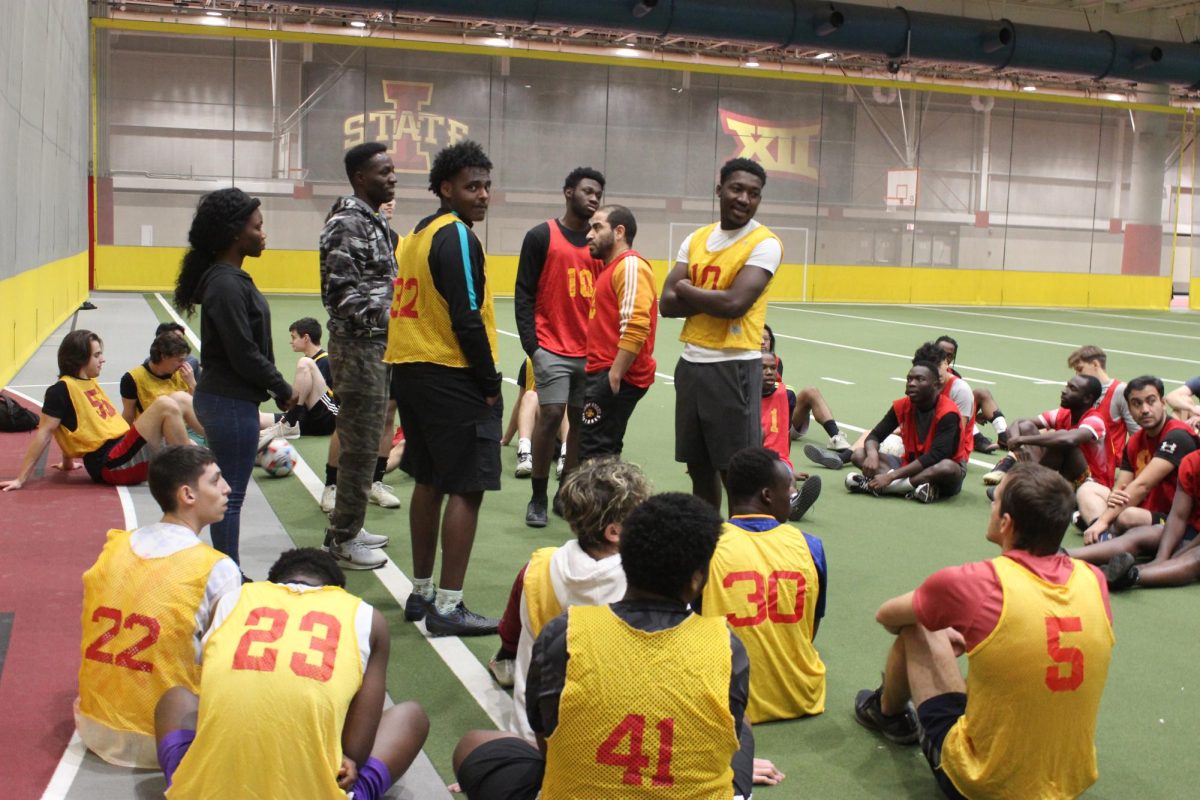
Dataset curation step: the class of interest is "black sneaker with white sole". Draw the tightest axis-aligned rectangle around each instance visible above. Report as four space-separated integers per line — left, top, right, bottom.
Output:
854 687 919 745
525 497 548 528
789 475 822 521
805 444 847 470
1102 552 1139 591
424 602 500 637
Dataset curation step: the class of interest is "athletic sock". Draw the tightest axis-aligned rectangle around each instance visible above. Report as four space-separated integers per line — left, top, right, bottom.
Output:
435 587 463 615
373 457 387 483
411 577 435 602
325 464 338 486
283 405 306 426
822 419 841 437
839 449 853 465
991 411 1008 434
531 477 549 501
881 477 915 496
495 646 516 661
517 437 531 455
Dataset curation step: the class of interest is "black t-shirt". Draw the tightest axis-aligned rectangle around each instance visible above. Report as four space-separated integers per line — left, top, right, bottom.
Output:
42 381 77 430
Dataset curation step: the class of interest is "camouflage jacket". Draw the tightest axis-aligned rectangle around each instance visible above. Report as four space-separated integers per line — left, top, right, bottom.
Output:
319 196 398 339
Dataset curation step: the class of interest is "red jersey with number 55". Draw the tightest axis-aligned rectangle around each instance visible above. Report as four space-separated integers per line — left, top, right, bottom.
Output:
167 582 366 800
536 219 602 358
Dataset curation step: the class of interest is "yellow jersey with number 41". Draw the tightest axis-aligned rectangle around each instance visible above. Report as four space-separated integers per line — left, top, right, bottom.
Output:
679 222 781 352
166 582 365 800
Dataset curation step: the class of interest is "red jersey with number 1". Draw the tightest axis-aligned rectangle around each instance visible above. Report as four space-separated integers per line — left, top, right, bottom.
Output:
535 219 602 358
761 384 793 469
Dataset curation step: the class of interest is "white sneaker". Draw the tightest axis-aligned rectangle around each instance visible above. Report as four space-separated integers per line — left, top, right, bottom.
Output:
350 529 389 549
556 453 565 480
488 656 516 687
329 539 387 570
829 433 851 451
257 423 281 454
279 420 301 439
369 481 402 509
515 451 533 478
320 484 336 513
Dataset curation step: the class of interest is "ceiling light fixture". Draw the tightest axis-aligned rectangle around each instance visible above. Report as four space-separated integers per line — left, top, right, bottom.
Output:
349 20 367 29
814 52 834 61
1021 85 1037 92
205 10 222 17
744 57 760 67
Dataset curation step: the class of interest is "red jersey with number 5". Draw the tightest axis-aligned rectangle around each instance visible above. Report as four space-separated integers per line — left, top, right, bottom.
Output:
941 556 1114 800
166 582 365 800
536 219 602 358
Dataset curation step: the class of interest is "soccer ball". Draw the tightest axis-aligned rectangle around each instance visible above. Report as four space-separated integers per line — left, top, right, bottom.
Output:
879 433 906 459
260 438 297 477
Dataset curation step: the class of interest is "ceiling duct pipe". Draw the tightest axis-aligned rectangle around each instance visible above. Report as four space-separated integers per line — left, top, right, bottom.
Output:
314 0 1200 86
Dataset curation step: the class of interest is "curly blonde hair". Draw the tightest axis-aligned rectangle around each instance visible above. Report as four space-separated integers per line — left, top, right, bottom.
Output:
559 458 652 555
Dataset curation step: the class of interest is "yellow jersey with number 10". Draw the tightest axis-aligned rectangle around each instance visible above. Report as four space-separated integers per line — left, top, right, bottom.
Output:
384 211 498 367
166 582 365 800
679 222 781 351
941 556 1114 800
541 605 737 800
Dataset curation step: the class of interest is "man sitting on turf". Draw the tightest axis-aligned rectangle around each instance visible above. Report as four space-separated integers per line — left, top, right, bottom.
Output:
75 445 239 769
452 493 761 800
985 374 1111 492
155 548 429 799
1101 449 1200 591
1068 345 1136 486
935 335 1009 453
492 458 651 741
3 330 193 491
855 462 1114 800
1165 375 1200 423
1069 375 1199 547
699 446 826 723
119 332 204 438
841 355 965 503
761 351 821 520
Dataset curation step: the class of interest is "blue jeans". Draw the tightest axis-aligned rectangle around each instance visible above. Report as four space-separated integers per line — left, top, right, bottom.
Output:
194 390 260 564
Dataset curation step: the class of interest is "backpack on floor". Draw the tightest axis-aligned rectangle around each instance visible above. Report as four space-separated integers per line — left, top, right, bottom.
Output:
0 396 38 432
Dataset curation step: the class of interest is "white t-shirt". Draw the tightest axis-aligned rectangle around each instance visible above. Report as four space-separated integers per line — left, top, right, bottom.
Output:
675 220 782 363
205 583 374 675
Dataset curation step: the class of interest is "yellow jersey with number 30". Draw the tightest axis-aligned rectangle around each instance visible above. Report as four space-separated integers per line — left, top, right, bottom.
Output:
679 222 781 351
541 605 737 800
384 211 498 367
941 556 1114 800
166 582 365 800
701 518 825 722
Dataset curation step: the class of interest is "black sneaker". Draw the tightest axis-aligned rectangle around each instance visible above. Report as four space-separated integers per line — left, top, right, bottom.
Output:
854 687 918 745
789 475 822 521
986 486 996 502
425 602 500 637
982 455 1016 486
973 432 998 453
805 444 846 470
552 490 564 519
404 592 432 621
526 497 548 528
997 430 1009 449
910 483 939 504
1103 552 1139 591
845 473 877 496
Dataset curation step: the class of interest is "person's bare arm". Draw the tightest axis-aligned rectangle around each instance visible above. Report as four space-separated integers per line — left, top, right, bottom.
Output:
341 609 388 778
875 591 917 635
659 260 698 318
1166 385 1200 418
672 264 773 319
1084 462 1174 542
2 415 62 491
1008 426 1096 450
121 398 137 425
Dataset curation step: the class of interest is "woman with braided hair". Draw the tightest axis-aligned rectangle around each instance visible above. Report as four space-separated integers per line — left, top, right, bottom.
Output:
175 188 296 566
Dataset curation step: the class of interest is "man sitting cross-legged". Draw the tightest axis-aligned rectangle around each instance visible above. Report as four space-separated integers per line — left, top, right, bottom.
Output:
1068 345 1136 487
75 445 239 769
984 374 1111 494
855 462 1114 800
760 351 822 520
492 457 651 740
452 493 766 800
699 446 827 723
1069 375 1199 550
1101 449 1200 591
839 355 966 504
155 548 429 799
3 329 193 491
119 331 205 441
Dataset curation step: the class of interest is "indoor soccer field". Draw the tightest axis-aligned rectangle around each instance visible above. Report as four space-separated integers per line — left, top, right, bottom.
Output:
149 292 1200 798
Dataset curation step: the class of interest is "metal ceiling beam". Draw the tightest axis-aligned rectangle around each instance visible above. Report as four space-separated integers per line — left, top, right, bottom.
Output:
299 0 1200 87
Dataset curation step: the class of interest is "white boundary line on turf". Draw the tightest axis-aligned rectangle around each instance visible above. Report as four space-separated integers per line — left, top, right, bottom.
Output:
821 377 854 385
910 305 1200 341
1061 308 1200 327
152 293 513 731
768 303 1199 369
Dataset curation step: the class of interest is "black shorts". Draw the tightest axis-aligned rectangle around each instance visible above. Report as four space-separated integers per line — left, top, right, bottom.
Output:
579 371 648 460
300 396 338 436
455 736 544 800
917 692 969 800
392 363 502 494
674 357 761 471
933 462 968 498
